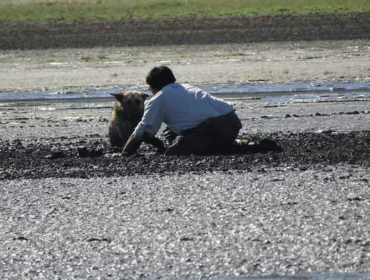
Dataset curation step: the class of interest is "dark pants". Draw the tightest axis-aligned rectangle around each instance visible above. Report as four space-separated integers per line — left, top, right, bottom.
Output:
166 110 242 156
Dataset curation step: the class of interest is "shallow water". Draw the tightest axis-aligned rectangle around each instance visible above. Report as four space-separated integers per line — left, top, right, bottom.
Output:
1 82 370 104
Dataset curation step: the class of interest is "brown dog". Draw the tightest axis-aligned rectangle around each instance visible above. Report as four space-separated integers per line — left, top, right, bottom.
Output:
109 91 149 147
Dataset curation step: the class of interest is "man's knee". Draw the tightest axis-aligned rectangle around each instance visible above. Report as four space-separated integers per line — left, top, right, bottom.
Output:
165 133 209 156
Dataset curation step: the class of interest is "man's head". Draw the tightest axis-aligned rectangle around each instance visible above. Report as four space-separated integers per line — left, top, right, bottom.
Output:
146 66 176 93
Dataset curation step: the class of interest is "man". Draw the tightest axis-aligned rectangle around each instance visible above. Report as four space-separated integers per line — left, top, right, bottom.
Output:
122 66 242 155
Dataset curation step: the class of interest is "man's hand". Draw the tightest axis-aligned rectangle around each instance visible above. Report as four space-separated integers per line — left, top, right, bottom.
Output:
162 127 178 145
122 135 142 155
142 132 166 154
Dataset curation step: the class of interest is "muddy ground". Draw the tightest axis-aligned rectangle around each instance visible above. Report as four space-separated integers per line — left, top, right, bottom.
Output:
1 13 370 279
1 12 370 50
1 98 370 180
1 96 370 279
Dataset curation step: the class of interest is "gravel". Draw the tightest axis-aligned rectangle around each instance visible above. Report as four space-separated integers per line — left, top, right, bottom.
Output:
1 167 370 279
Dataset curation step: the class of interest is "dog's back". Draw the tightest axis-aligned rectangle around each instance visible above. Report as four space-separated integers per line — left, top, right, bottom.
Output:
109 91 149 147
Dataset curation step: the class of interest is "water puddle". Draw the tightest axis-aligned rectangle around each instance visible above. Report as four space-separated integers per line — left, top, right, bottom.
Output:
1 82 370 105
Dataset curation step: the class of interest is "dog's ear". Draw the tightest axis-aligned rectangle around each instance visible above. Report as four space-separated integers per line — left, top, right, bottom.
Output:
111 93 124 102
141 93 150 100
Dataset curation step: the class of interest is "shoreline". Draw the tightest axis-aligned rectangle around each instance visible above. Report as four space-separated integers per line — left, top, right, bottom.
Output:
1 40 370 93
1 81 370 103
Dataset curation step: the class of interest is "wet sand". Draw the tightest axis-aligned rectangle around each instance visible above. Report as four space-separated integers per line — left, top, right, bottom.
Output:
1 14 370 279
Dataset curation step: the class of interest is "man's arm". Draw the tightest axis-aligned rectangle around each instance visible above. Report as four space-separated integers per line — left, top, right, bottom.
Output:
142 133 166 153
122 133 143 155
122 132 165 155
122 93 166 155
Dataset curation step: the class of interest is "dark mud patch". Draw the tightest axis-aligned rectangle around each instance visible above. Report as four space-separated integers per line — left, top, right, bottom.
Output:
1 131 369 180
1 12 370 50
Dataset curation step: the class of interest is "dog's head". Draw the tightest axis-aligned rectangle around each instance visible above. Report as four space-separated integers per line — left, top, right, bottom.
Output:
111 91 149 116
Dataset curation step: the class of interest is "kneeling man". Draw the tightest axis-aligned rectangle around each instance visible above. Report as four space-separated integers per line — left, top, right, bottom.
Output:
123 66 242 156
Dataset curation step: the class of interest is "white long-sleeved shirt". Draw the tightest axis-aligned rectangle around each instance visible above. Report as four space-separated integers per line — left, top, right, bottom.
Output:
132 83 236 139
